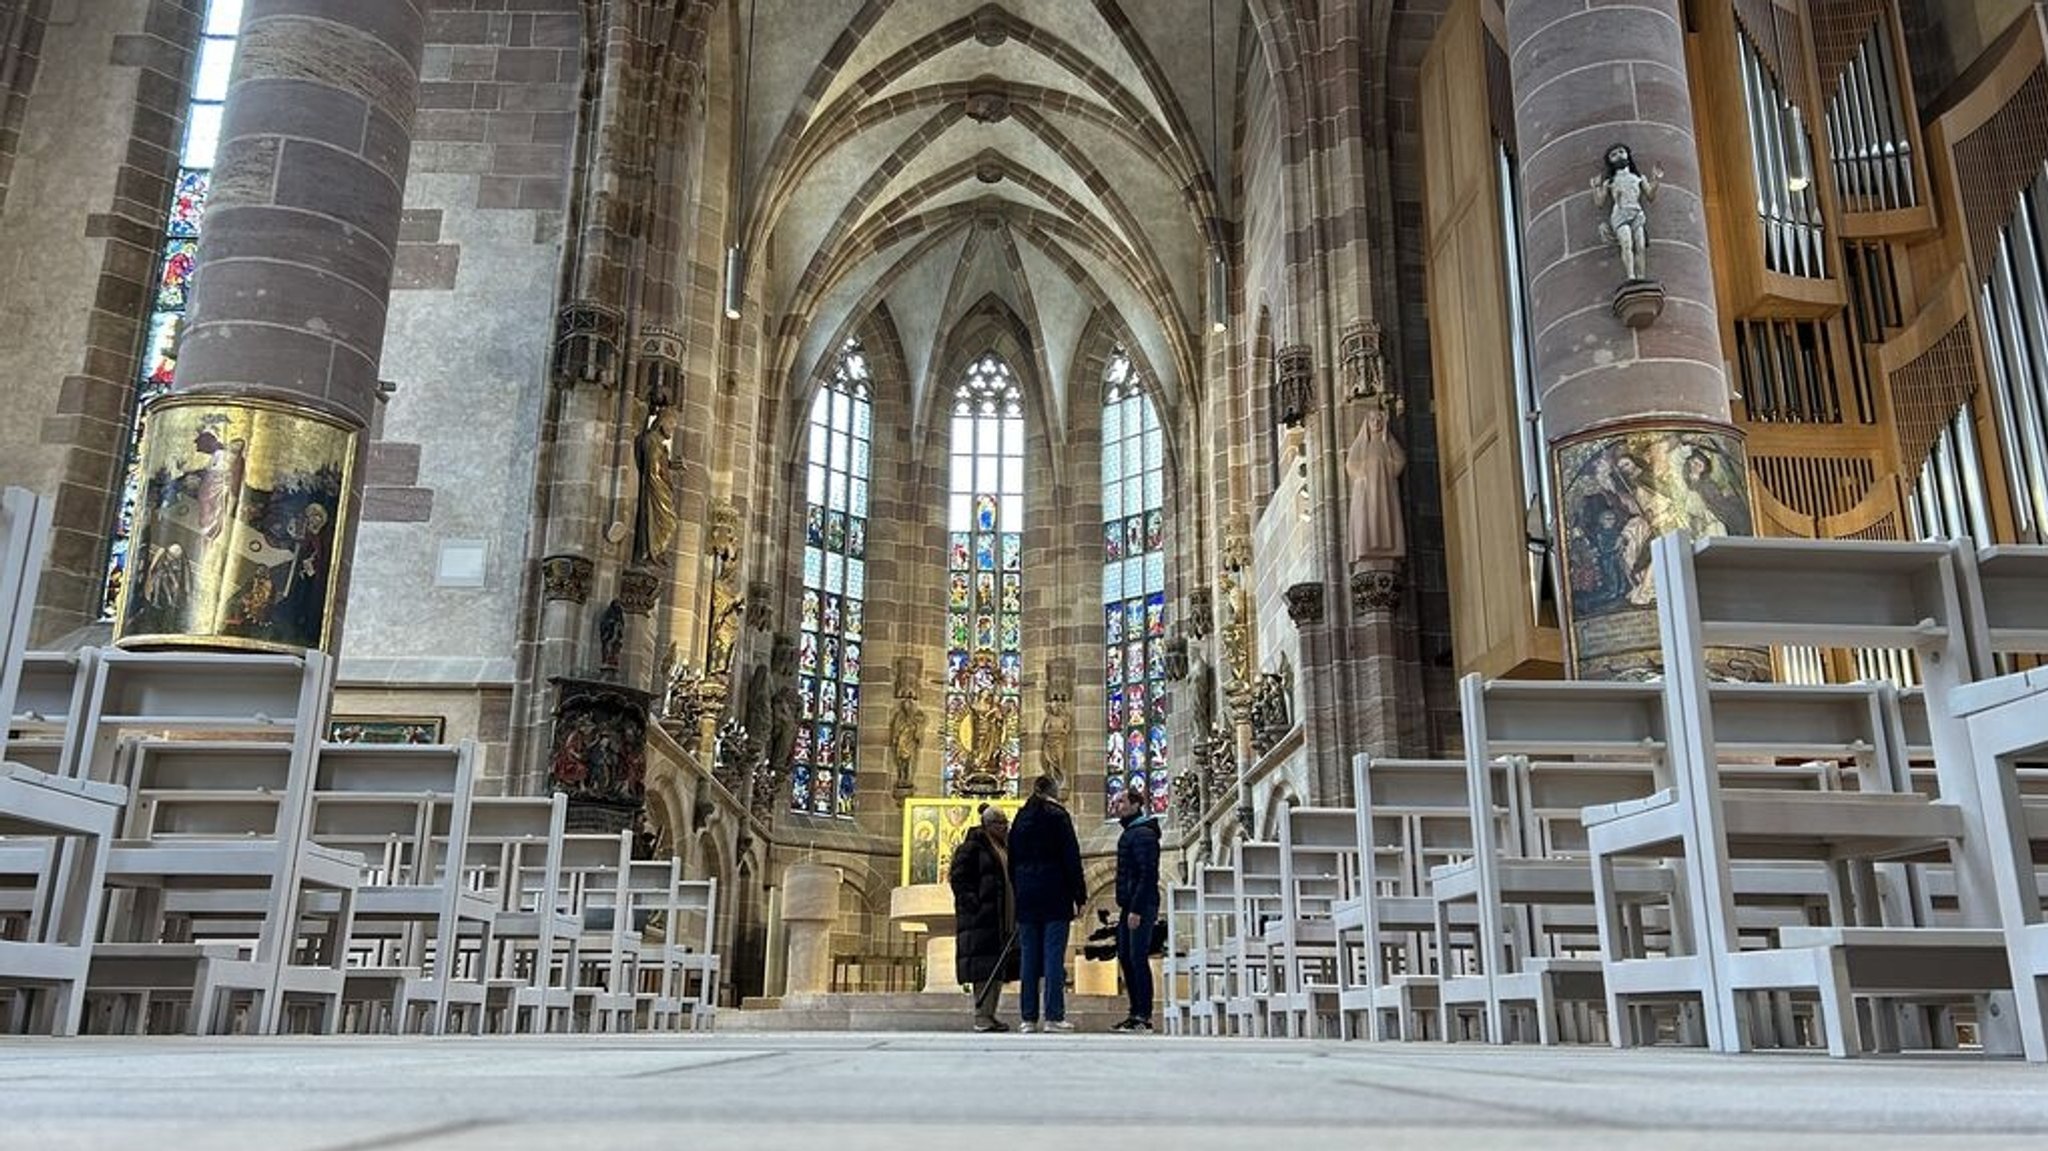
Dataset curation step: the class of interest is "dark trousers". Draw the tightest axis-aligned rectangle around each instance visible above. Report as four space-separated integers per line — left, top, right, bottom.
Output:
1116 911 1155 1022
1016 919 1071 1022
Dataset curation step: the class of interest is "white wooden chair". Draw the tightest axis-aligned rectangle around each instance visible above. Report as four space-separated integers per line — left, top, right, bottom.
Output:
307 740 492 1035
1265 804 1353 1037
93 732 363 1035
1187 864 1237 1036
1330 755 1476 1041
669 876 719 1030
1449 680 1681 1045
1637 532 2012 1056
1224 840 1285 1037
461 794 576 1034
1162 880 1198 1035
558 831 637 1032
0 489 123 1035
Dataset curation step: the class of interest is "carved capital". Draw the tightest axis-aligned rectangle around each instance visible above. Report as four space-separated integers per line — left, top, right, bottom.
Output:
1350 562 1406 616
1284 581 1326 626
618 568 661 615
541 554 594 604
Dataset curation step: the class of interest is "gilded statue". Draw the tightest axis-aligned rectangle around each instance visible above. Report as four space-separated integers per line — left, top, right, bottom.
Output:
956 686 1006 791
1345 402 1407 563
706 574 745 677
632 404 678 566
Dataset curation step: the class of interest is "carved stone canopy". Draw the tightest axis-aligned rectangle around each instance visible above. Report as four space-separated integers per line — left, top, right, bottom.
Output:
552 300 623 390
1341 319 1390 405
1284 581 1327 626
541 554 594 604
1274 343 1315 429
1186 587 1213 639
1221 529 1252 574
746 579 775 632
706 499 741 562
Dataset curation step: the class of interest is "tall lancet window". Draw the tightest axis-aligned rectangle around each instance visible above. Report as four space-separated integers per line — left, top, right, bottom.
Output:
101 0 246 618
1101 348 1168 814
794 339 873 817
944 354 1025 797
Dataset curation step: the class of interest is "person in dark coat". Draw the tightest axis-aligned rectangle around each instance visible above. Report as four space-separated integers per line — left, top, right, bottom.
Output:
1110 784 1162 1032
1005 774 1087 1031
949 804 1018 1032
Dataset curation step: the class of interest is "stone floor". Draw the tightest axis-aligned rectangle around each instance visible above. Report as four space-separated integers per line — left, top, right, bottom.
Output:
2 1033 2046 1149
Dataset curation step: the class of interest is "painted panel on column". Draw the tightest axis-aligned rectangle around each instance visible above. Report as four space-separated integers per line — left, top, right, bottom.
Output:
114 395 356 653
1554 425 1768 681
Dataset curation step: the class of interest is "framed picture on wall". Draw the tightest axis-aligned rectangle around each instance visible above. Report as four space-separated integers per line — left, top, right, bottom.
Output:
327 715 445 745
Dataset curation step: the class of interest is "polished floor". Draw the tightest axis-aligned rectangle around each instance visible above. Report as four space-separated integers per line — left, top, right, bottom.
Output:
2 1032 2046 1149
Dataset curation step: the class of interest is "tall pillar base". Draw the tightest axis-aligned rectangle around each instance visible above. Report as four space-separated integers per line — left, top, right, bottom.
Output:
113 394 360 653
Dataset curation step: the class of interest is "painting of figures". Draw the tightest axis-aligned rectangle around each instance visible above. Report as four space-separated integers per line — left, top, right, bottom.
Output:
115 395 356 653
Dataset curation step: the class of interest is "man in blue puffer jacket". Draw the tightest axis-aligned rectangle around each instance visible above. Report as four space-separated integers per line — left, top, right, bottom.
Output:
1110 784 1161 1032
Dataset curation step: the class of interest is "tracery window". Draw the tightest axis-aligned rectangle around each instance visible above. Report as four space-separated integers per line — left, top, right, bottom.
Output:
943 354 1025 796
793 340 872 817
1100 349 1168 814
101 0 246 617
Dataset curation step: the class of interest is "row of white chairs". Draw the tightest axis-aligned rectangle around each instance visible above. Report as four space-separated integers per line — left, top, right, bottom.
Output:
0 488 719 1035
1164 532 2048 1059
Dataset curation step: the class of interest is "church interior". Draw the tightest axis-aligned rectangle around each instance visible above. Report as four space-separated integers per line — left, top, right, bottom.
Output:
6 0 2048 1137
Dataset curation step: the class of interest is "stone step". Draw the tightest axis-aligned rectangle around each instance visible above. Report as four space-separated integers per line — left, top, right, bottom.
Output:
723 991 1138 1033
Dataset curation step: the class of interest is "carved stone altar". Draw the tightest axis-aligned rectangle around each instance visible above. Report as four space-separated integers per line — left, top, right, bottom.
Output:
548 676 653 831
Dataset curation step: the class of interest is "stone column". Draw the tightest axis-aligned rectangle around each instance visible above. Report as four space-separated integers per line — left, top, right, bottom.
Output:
1284 582 1343 803
1505 0 1759 680
780 862 840 999
119 0 425 652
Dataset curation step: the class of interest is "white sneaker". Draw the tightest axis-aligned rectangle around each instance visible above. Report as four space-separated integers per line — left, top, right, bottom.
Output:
1017 1021 1037 1033
1042 1019 1075 1032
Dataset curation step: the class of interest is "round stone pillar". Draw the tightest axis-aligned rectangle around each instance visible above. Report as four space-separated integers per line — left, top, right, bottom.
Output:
1505 0 1760 680
115 1 426 652
780 863 841 998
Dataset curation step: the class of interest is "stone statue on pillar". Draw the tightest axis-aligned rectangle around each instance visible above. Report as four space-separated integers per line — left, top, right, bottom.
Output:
631 403 678 566
1039 688 1072 792
1345 400 1407 565
1593 143 1668 326
764 634 800 779
889 690 926 795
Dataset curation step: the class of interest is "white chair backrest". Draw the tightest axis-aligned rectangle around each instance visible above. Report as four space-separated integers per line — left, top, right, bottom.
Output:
0 487 53 760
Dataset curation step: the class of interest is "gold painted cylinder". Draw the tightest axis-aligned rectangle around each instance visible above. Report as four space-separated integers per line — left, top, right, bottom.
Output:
113 394 358 654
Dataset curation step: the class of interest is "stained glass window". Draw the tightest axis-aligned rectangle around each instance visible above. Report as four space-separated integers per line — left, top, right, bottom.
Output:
1101 348 1169 815
100 0 246 618
944 354 1025 796
792 339 873 818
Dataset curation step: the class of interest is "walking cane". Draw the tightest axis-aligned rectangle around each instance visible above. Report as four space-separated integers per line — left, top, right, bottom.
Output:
972 928 1019 1019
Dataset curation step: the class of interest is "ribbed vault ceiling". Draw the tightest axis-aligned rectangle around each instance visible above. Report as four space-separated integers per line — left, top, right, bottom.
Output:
744 0 1245 434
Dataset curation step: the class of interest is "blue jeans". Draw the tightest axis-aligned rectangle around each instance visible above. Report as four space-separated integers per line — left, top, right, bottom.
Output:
1116 911 1155 1022
1016 919 1071 1022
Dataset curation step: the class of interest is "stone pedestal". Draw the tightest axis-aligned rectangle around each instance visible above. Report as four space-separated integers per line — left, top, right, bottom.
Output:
888 883 959 993
781 863 841 998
